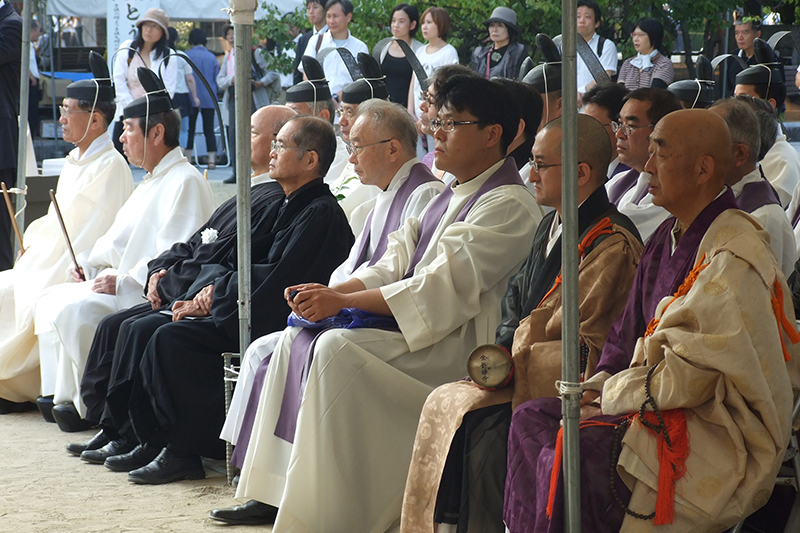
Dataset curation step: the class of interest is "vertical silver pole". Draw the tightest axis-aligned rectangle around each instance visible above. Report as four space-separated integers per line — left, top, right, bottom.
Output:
234 23 252 351
561 0 581 531
16 0 33 239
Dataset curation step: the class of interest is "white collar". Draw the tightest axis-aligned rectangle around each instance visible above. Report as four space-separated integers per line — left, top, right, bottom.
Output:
251 172 273 185
730 167 761 197
78 131 112 161
0 1 6 8
385 157 419 192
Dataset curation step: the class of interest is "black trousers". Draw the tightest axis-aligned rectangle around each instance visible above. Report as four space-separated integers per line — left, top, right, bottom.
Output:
187 107 217 152
81 303 155 431
121 312 237 459
0 167 16 271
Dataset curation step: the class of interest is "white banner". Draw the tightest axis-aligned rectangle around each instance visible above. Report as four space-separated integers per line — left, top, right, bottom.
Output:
48 0 303 20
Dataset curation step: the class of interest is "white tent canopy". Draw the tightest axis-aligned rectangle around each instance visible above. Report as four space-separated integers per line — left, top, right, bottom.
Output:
45 0 302 21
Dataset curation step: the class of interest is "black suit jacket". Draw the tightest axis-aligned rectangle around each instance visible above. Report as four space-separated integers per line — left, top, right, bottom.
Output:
293 29 313 85
0 3 21 170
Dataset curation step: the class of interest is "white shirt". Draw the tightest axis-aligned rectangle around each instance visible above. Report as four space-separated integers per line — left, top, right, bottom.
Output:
411 43 459 119
617 171 670 242
29 42 39 79
301 30 369 96
760 134 800 208
576 33 619 93
731 167 796 277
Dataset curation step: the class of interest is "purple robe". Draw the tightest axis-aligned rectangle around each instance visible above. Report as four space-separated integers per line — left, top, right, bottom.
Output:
596 188 738 376
607 168 639 206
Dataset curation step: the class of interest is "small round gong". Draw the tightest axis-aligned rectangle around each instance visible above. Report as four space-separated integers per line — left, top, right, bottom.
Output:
467 344 514 390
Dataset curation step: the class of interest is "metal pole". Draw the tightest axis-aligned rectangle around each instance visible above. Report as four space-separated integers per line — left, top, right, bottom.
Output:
50 15 58 152
229 0 256 354
16 0 34 243
560 0 581 531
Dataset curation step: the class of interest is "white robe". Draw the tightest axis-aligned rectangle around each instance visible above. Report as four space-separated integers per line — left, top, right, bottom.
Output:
731 167 796 277
786 179 800 260
760 134 800 208
617 170 670 242
220 158 444 445
34 147 214 414
235 159 540 533
0 134 133 403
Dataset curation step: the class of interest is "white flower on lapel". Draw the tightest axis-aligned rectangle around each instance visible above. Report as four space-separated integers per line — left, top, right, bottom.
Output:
201 228 219 244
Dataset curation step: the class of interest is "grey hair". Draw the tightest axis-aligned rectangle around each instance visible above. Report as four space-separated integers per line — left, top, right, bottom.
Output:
310 98 336 124
354 99 418 156
731 94 778 161
711 97 761 165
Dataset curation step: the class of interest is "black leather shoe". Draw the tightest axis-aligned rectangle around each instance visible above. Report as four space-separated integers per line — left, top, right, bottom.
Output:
127 448 205 484
0 397 37 414
36 395 56 423
81 438 136 464
223 173 236 184
66 430 110 457
209 500 278 525
51 402 95 432
105 443 162 472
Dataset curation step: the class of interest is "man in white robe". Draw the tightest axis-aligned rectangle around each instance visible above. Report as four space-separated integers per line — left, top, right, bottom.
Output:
209 75 540 531
34 69 214 431
219 98 443 449
615 88 681 241
0 60 133 413
710 97 795 276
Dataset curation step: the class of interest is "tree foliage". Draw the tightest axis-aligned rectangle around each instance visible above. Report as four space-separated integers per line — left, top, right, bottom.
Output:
254 0 792 73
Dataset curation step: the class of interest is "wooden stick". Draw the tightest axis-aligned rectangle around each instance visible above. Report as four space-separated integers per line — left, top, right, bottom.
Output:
1 182 25 255
48 189 84 280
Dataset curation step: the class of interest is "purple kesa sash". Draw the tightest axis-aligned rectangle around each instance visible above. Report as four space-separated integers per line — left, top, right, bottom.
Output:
736 177 781 214
792 204 800 229
352 163 439 269
607 168 639 206
273 328 323 443
403 158 525 278
230 352 273 468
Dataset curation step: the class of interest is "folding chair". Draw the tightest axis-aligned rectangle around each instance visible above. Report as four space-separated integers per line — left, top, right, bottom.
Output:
221 352 240 485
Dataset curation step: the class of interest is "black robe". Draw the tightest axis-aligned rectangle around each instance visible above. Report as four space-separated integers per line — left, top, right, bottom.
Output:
80 181 284 426
436 185 642 532
119 179 353 458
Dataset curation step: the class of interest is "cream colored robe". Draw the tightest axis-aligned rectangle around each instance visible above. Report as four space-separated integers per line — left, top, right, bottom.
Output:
235 160 541 533
0 136 133 402
600 210 800 532
400 224 643 533
34 147 214 414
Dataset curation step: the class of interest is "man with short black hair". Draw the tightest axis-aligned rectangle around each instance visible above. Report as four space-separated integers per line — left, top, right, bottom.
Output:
211 75 540 531
300 0 368 100
33 69 215 431
0 54 134 414
581 82 630 180
576 0 618 98
614 87 681 239
95 115 353 485
293 0 328 85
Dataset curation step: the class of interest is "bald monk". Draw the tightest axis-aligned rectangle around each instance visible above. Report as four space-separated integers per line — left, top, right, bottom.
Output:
505 110 800 532
401 115 643 533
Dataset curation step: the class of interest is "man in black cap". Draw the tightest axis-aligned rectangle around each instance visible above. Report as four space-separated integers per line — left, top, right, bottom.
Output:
0 0 22 271
0 52 134 415
285 56 349 187
522 57 562 130
734 43 799 207
668 56 715 109
34 68 215 432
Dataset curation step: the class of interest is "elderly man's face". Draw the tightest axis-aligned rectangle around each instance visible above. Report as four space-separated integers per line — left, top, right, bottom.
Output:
644 122 695 214
120 118 147 168
615 98 654 171
348 117 392 187
338 102 359 141
250 116 278 171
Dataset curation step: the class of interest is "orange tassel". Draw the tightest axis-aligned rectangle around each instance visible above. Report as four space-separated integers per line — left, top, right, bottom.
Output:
546 427 564 519
636 410 690 525
771 279 800 362
545 420 622 520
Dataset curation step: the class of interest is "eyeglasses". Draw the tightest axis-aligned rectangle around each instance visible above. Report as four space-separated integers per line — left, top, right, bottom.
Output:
610 121 654 136
59 105 91 117
528 158 563 173
346 139 392 157
430 118 481 133
335 106 357 119
271 140 311 155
